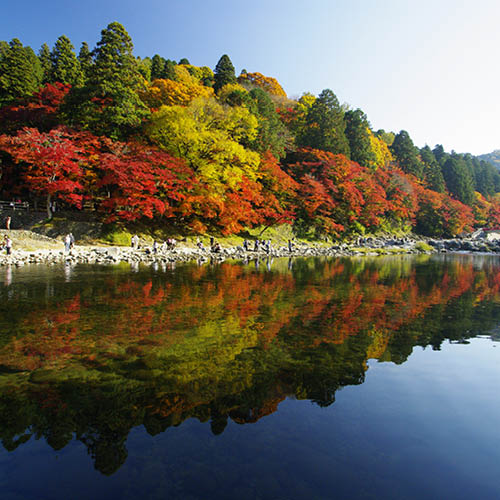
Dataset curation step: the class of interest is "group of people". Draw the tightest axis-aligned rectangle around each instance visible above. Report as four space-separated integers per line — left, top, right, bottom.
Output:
242 239 274 254
132 235 178 254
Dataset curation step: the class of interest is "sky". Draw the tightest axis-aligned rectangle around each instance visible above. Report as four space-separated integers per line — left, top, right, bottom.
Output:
1 0 499 155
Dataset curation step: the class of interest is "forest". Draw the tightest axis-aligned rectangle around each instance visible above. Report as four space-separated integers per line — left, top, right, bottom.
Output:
1 21 499 239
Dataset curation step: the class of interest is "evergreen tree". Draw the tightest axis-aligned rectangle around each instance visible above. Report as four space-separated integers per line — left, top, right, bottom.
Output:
213 54 236 92
245 87 288 157
432 144 448 166
420 145 445 192
298 88 350 156
178 57 190 65
150 54 165 80
474 160 500 197
38 43 52 84
0 39 42 103
162 59 177 80
442 156 475 205
63 22 149 139
344 108 375 167
390 130 423 178
137 57 152 81
50 35 83 86
78 42 93 82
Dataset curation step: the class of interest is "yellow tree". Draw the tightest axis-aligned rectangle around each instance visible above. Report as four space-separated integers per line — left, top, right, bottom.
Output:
238 71 287 97
146 97 260 191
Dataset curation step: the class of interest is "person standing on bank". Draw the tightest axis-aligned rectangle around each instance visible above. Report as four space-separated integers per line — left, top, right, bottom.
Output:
64 234 71 253
4 236 12 255
5 216 11 230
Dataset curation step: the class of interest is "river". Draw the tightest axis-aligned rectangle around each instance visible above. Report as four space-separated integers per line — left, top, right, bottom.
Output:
0 254 499 499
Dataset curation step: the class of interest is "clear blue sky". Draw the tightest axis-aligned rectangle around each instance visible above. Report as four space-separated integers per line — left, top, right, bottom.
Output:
1 0 499 155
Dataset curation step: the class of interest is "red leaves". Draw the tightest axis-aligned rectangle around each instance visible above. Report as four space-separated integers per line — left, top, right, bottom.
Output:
0 126 84 208
97 140 197 222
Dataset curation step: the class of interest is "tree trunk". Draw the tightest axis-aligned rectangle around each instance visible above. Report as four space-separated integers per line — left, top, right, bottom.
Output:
46 194 52 220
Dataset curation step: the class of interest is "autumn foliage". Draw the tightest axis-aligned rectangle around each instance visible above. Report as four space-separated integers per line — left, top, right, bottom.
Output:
0 22 497 237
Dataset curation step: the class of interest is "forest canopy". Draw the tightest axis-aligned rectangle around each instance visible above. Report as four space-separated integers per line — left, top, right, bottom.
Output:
1 22 499 238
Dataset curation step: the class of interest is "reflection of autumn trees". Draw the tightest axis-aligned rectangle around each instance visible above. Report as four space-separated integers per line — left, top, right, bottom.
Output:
1 255 500 474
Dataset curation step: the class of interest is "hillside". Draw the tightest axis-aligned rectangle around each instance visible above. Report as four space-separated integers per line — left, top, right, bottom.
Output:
478 150 500 169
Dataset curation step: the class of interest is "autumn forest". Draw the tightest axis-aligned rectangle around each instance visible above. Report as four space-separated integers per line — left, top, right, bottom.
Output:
1 22 499 238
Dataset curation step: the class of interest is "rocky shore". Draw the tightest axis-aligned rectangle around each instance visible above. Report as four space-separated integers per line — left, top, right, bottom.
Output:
1 230 500 268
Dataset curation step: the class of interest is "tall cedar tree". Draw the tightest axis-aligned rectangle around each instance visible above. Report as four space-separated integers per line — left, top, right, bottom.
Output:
298 89 350 157
442 156 475 205
420 145 445 192
214 54 236 92
51 35 83 86
344 108 376 167
63 22 149 140
390 130 423 178
0 39 42 103
78 42 93 82
38 43 52 84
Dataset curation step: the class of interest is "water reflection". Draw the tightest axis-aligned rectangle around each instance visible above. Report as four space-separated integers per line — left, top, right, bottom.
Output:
0 254 500 475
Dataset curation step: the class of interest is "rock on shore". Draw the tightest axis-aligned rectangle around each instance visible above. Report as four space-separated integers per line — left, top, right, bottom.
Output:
2 232 500 268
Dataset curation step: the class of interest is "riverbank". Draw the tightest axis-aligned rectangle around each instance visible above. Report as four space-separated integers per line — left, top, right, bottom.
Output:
1 229 500 267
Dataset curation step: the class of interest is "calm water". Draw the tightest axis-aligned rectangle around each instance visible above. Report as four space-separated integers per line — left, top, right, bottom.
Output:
0 255 499 500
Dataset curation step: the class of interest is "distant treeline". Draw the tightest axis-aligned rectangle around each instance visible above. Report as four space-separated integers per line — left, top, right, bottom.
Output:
0 22 499 237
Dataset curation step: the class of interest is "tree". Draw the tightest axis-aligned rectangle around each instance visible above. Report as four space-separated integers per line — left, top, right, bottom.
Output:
237 71 287 96
213 54 236 92
97 140 196 222
344 109 375 167
50 35 83 86
63 22 149 139
0 127 84 218
297 89 350 156
420 145 445 192
0 39 42 103
244 88 290 157
442 156 475 205
390 130 423 178
139 76 213 108
150 54 165 81
38 43 52 84
78 42 93 81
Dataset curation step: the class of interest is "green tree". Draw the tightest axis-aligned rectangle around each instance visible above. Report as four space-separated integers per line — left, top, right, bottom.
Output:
78 42 93 81
432 144 448 166
38 43 52 84
63 22 149 139
244 87 289 157
150 54 165 80
214 54 236 92
50 35 83 86
298 88 350 156
390 130 423 178
442 156 475 205
137 56 151 81
0 39 42 103
344 108 375 167
420 145 445 192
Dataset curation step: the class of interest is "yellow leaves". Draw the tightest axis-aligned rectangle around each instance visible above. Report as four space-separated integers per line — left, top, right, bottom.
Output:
368 128 394 169
146 97 260 191
217 82 249 103
238 71 287 97
139 72 214 108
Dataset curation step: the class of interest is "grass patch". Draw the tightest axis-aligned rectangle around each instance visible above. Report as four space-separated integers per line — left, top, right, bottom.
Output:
415 241 434 252
102 229 133 246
